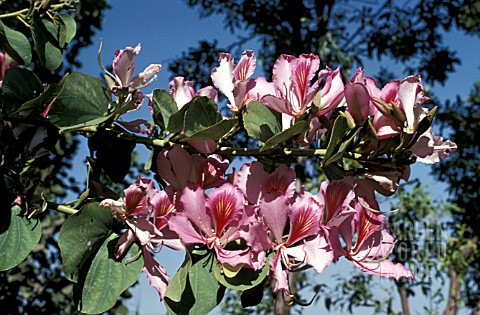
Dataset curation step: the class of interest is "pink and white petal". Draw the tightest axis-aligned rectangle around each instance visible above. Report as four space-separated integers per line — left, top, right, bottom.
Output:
234 162 268 205
231 80 248 111
169 146 194 189
269 253 289 293
130 63 161 89
196 86 219 104
354 259 414 281
411 127 457 164
398 76 421 133
206 183 245 234
286 196 321 245
126 218 156 246
178 184 212 237
272 54 295 91
234 50 256 81
113 44 140 87
247 77 276 101
259 195 289 244
115 229 136 259
124 185 150 218
215 246 256 269
261 95 294 116
303 234 334 273
169 77 195 109
211 53 236 106
264 164 297 199
167 213 206 246
143 248 170 300
345 82 370 125
317 68 345 117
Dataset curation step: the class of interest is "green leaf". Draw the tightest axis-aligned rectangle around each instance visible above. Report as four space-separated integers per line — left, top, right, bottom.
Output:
49 72 111 132
0 20 32 65
184 96 222 136
88 127 136 183
75 233 143 314
0 206 42 271
0 68 43 114
58 202 114 283
41 19 63 70
167 102 191 133
54 13 76 48
261 120 309 151
187 118 237 140
243 101 282 142
213 259 269 291
165 251 225 315
165 251 193 303
321 115 357 167
323 163 346 181
150 89 178 130
31 18 63 71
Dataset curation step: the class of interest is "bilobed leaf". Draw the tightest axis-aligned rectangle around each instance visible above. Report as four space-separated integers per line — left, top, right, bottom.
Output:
0 206 42 271
49 72 111 132
187 118 237 140
76 233 143 314
0 20 32 65
184 96 222 136
150 89 178 130
0 68 43 114
213 259 269 291
243 101 281 142
165 251 225 315
58 202 114 283
261 120 309 151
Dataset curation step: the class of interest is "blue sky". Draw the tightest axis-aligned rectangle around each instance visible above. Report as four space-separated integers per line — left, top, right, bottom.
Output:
73 1 480 314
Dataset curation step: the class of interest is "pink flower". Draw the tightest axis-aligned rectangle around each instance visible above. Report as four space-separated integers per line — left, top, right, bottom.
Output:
211 50 256 111
259 54 320 130
156 145 229 192
169 76 218 109
259 194 333 292
112 44 161 90
345 68 371 125
313 67 345 117
99 177 183 301
410 127 457 164
169 183 270 270
234 161 296 205
0 51 18 87
334 199 414 281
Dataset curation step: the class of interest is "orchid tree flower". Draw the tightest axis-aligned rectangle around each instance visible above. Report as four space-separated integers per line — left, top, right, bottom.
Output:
344 68 371 125
234 161 296 205
397 75 428 134
259 193 333 292
259 54 320 130
168 183 270 270
156 145 230 192
211 50 256 112
333 199 414 281
99 177 182 301
169 76 218 109
112 43 161 90
410 127 457 164
313 67 345 118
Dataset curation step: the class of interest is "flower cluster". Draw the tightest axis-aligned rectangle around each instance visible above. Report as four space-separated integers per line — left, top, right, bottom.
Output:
98 46 457 302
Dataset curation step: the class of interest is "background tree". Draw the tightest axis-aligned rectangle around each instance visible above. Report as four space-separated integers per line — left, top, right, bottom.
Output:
169 0 480 314
0 1 132 314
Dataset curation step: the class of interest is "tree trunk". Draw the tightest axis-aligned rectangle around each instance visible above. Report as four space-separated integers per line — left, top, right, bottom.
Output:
443 235 478 315
396 280 411 315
